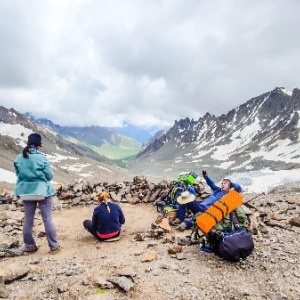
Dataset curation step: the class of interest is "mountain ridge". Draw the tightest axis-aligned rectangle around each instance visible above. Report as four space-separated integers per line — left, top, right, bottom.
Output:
0 106 130 187
25 114 142 160
1 86 300 192
132 87 300 181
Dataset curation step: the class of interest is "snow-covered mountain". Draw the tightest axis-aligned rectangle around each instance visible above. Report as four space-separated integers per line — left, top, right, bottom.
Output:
131 87 300 191
1 87 300 193
0 106 130 187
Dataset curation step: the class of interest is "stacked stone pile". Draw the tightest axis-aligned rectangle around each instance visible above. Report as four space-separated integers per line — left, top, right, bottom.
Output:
1 177 300 259
1 181 300 299
0 176 207 257
56 175 207 208
0 176 207 209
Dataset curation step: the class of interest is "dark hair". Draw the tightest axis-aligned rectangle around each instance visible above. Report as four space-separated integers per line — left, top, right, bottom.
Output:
22 133 42 158
27 133 42 147
22 145 30 158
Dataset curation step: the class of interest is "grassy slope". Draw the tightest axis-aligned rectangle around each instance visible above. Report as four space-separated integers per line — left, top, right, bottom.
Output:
90 134 142 160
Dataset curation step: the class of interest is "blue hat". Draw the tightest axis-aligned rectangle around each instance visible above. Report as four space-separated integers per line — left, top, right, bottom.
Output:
27 133 42 147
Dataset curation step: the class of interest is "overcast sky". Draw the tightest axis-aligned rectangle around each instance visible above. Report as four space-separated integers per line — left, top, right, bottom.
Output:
0 0 299 129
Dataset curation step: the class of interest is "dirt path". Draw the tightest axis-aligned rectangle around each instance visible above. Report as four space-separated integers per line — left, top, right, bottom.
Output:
50 203 158 259
1 199 300 300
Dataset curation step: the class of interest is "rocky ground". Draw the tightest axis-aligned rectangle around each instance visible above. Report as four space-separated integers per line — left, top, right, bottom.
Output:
1 185 300 300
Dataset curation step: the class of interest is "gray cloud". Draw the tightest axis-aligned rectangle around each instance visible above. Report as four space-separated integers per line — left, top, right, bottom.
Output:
0 0 299 129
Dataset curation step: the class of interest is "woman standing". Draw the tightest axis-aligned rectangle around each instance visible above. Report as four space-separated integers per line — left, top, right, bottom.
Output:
14 133 61 255
83 192 125 241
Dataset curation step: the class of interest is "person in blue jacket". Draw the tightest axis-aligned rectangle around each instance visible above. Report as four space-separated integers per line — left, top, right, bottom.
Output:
200 170 242 210
14 133 61 255
176 170 242 230
83 191 125 241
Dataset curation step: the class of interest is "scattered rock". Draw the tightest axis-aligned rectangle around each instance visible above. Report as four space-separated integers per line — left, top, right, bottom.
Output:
141 250 157 262
0 264 30 283
57 283 68 293
82 278 90 286
289 217 300 227
133 233 145 241
117 268 137 280
158 218 172 233
0 282 9 299
168 245 182 254
107 276 134 292
95 277 115 289
0 180 299 300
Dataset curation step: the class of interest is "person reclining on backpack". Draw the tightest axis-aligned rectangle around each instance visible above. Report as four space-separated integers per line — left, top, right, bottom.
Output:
200 170 242 210
176 170 242 231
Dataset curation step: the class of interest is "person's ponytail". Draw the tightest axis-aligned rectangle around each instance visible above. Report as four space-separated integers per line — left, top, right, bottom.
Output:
22 145 30 158
105 202 111 213
98 192 111 213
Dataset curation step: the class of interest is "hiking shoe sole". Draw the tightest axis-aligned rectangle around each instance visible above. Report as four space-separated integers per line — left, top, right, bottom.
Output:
177 223 187 231
103 236 121 242
49 246 61 255
23 245 39 256
177 237 192 246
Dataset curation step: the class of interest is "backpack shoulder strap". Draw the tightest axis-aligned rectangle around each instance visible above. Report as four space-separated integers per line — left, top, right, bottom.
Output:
170 181 187 200
229 210 240 230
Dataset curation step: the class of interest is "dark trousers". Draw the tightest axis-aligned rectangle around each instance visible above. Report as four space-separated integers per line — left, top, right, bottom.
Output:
83 220 120 241
23 196 59 251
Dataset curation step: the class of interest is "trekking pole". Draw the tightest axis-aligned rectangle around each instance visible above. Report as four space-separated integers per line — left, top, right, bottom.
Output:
243 192 265 209
244 192 265 204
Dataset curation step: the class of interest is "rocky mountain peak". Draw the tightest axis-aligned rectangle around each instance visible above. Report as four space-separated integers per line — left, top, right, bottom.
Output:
133 87 300 180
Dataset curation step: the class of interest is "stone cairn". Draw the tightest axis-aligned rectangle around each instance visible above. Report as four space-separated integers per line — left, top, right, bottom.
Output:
0 176 208 208
1 176 300 258
55 176 208 208
0 176 208 257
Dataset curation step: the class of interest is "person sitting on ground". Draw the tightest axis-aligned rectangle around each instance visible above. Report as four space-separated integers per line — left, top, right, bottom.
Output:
160 171 198 223
176 170 242 230
176 191 200 230
83 192 125 242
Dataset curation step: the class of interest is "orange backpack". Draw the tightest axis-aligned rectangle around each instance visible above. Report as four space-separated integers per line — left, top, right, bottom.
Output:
195 190 243 234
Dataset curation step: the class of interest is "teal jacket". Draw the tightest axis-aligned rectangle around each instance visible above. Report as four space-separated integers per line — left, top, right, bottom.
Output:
14 147 56 198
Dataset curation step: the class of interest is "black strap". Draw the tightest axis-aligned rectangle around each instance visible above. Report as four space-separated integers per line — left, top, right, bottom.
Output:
230 211 240 229
219 200 229 215
205 211 219 224
212 203 225 219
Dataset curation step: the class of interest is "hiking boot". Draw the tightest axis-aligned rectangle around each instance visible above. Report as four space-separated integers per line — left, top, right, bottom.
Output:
49 246 61 255
177 236 192 246
200 245 213 253
171 218 182 225
23 245 38 256
177 222 187 231
151 222 159 229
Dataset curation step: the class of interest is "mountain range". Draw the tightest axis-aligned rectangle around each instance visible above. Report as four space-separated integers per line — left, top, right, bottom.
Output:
131 87 300 186
1 86 299 192
0 106 131 187
26 115 154 144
